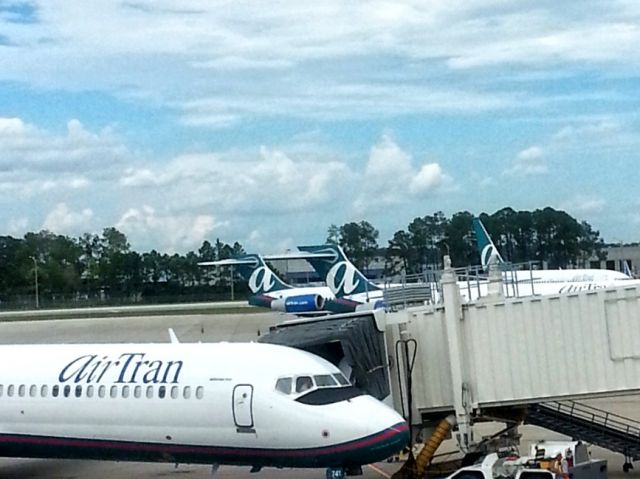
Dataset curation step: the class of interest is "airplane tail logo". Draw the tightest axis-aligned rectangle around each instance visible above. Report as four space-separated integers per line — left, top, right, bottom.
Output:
298 244 379 297
233 255 291 294
472 218 504 270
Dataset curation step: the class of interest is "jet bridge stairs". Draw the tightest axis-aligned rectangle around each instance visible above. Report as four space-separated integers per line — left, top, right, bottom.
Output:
527 401 640 470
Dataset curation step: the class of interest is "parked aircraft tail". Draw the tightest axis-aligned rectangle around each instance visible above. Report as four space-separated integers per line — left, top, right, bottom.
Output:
198 254 292 295
296 244 380 298
472 218 504 270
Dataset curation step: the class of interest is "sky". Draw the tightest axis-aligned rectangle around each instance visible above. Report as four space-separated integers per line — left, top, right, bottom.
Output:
1 1 640 254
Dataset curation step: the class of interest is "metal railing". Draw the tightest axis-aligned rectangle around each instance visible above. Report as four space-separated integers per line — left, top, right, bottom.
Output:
538 400 640 439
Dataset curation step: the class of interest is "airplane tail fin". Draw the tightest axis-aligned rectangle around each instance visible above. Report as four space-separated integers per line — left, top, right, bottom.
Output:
198 254 291 295
297 244 380 297
472 218 504 270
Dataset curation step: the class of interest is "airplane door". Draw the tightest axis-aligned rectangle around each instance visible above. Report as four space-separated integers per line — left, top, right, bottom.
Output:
232 384 254 430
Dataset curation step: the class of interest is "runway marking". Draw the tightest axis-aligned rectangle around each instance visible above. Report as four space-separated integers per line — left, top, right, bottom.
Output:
368 463 391 479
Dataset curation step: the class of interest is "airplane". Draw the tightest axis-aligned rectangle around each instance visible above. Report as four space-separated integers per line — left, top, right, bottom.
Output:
198 254 334 314
0 340 409 478
290 245 386 312
472 217 632 283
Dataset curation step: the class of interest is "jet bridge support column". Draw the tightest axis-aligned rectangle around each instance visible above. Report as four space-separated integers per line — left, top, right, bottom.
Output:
441 255 475 453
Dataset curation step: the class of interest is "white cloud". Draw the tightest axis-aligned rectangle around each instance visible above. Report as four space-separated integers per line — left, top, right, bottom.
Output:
560 195 607 215
0 117 132 176
410 163 446 195
118 147 353 215
505 146 548 176
116 206 220 253
354 135 452 212
552 120 629 146
42 203 94 235
7 217 29 236
8 1 637 125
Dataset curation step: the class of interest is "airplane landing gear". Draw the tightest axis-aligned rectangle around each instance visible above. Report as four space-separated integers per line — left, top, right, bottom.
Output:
326 467 346 479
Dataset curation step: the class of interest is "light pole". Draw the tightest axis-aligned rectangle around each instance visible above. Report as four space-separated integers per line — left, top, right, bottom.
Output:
31 256 39 309
230 264 235 301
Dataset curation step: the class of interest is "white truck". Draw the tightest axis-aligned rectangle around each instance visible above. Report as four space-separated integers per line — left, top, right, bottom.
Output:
443 441 607 479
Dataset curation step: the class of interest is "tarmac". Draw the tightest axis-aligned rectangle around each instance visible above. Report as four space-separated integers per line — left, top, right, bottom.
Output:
0 311 638 479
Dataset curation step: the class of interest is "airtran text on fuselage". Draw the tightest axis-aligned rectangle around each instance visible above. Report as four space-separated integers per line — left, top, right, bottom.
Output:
59 352 183 385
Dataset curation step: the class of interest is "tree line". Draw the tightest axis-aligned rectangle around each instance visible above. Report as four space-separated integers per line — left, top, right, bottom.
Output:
0 207 607 309
327 207 606 274
0 227 245 309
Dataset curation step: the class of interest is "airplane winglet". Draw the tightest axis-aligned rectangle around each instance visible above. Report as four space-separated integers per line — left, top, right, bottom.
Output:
168 328 180 344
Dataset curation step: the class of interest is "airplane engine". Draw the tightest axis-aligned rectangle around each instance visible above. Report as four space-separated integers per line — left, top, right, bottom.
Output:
270 294 326 313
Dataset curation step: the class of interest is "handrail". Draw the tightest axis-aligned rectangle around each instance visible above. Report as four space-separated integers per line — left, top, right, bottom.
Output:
538 401 640 438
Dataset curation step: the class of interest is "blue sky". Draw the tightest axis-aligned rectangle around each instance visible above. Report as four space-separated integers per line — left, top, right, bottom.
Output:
1 0 640 253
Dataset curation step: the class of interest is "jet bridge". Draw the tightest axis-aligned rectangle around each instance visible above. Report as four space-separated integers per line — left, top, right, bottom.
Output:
386 256 640 452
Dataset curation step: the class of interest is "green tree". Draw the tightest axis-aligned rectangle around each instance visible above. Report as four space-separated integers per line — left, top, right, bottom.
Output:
336 221 379 271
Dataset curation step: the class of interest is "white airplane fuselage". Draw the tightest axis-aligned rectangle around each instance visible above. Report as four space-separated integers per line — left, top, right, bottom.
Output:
0 342 408 468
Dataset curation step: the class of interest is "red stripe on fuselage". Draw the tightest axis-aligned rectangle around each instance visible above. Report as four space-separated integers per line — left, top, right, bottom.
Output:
0 422 408 458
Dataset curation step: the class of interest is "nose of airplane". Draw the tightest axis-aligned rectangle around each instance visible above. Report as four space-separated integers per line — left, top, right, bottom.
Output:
348 397 409 464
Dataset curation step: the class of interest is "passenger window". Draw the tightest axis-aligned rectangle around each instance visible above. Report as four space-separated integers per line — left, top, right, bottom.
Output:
158 386 166 399
98 386 106 398
18 384 25 397
171 386 179 399
183 386 191 399
86 385 94 398
52 385 59 397
7 385 14 397
314 375 338 387
110 385 118 398
333 373 350 386
146 386 154 399
196 386 204 399
63 385 71 398
29 385 37 397
75 385 82 398
275 377 292 394
122 385 130 398
40 385 48 397
134 385 142 398
296 376 313 393
0 384 3 396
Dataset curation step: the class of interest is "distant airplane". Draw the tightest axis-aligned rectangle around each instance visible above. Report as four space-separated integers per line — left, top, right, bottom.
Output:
0 341 408 478
289 245 386 312
198 254 333 314
472 217 632 283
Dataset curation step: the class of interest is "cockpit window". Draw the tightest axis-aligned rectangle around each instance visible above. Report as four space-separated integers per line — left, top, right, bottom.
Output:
314 374 338 387
333 373 350 386
275 377 292 394
296 376 314 393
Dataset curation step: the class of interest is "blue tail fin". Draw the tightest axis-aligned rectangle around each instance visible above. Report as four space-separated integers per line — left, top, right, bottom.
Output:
199 254 292 295
472 218 504 270
297 244 380 297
